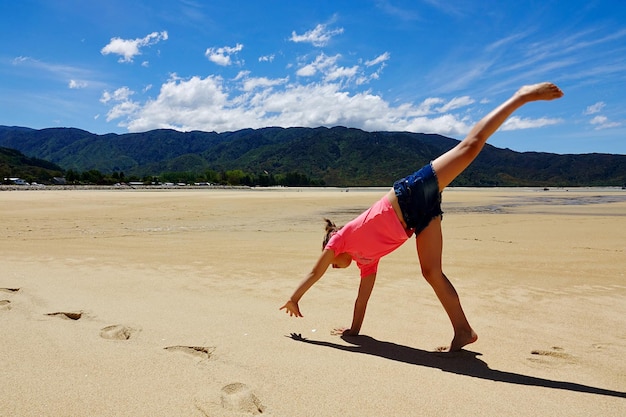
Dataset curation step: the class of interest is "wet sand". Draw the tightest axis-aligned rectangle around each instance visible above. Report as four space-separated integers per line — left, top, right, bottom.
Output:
1 188 625 416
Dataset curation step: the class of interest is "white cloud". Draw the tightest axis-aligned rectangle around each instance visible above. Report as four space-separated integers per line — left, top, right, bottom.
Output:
436 96 474 113
501 115 563 131
101 31 168 63
485 32 530 53
296 53 340 77
590 115 621 130
205 43 244 66
12 56 101 88
294 53 366 84
365 52 390 67
12 56 31 65
590 115 608 125
100 87 134 104
324 65 359 82
295 64 316 77
241 76 288 92
290 23 344 47
97 26 563 138
258 54 275 63
581 102 621 129
68 79 87 89
413 98 444 116
101 73 481 136
375 1 420 21
584 101 605 115
402 114 472 135
106 100 140 122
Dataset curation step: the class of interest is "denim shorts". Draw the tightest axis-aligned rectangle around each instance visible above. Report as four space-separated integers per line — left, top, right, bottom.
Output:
393 162 443 235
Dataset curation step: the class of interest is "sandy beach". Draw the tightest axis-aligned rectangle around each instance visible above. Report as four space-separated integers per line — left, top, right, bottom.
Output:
1 187 625 416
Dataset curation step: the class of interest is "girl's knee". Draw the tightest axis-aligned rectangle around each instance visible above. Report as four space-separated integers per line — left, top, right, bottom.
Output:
420 267 443 284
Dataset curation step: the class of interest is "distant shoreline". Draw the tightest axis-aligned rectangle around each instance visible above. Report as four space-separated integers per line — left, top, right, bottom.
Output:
2 184 625 193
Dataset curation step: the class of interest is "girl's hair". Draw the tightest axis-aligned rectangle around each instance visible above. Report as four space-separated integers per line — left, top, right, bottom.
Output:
322 218 341 249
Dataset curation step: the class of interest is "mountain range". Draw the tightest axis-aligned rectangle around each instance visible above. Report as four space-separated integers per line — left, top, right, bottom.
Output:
1 125 625 187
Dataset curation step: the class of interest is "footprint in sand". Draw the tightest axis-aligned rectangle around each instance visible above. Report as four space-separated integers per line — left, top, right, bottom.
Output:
164 345 216 360
194 383 266 416
46 311 83 320
100 324 140 340
0 288 19 311
220 383 265 415
592 342 617 350
527 346 576 367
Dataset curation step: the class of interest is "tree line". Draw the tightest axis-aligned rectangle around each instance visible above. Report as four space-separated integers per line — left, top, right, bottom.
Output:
63 168 325 187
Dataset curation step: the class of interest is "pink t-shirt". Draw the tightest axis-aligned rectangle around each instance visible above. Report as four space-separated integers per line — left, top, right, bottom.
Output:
325 196 412 278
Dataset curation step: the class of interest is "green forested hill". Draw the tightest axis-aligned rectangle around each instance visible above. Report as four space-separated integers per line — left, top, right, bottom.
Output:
0 146 63 182
0 125 624 187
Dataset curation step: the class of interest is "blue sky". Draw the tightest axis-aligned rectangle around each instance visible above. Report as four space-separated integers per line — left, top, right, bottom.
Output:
1 0 625 154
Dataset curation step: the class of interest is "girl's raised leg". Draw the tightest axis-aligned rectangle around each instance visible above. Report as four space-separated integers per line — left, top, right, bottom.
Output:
432 82 563 191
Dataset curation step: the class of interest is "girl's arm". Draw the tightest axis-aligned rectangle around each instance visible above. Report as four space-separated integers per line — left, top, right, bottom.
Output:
345 272 377 335
280 249 335 317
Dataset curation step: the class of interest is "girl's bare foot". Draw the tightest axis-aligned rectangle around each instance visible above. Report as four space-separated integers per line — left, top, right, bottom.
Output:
331 327 358 336
516 82 564 102
330 327 347 336
437 329 478 352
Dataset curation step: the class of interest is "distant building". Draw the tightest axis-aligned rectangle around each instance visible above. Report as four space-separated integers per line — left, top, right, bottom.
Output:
4 177 29 185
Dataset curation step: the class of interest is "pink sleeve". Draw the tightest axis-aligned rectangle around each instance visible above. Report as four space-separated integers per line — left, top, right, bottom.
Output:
324 232 343 255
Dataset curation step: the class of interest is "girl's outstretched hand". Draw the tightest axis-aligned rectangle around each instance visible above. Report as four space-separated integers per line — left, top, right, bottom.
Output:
280 300 302 317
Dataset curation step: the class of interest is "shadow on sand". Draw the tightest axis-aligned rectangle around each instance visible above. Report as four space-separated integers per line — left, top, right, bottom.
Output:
288 333 625 399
